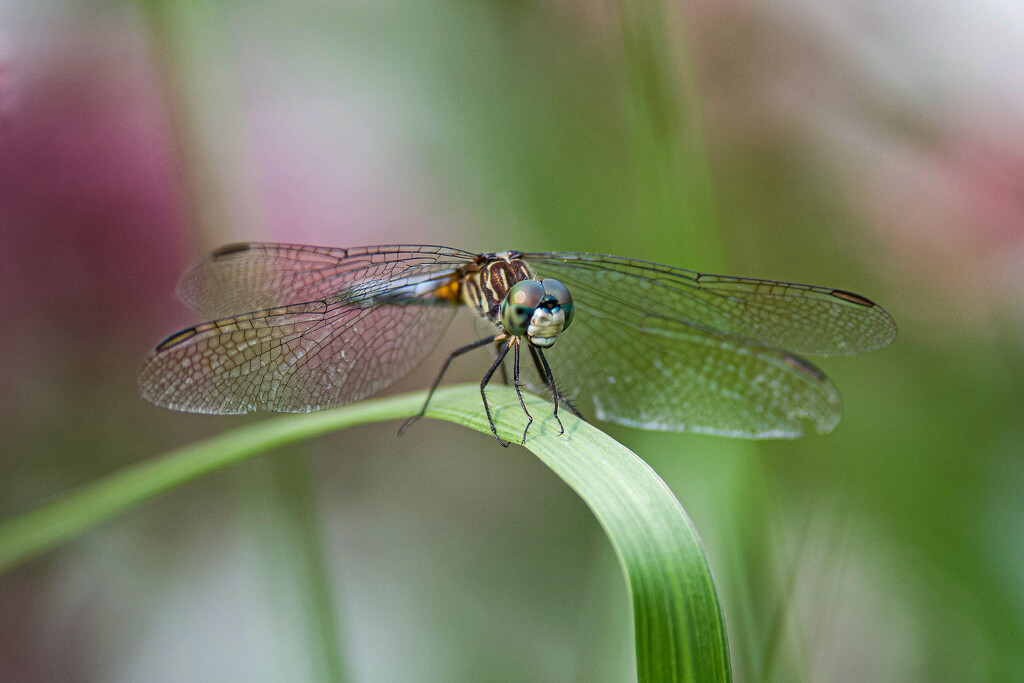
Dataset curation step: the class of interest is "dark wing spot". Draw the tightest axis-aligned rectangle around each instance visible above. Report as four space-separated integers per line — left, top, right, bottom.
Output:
830 289 876 307
782 353 825 380
156 326 199 350
211 242 254 258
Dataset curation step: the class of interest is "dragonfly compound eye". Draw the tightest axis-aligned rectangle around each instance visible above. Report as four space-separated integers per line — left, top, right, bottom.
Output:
541 279 574 330
500 280 545 336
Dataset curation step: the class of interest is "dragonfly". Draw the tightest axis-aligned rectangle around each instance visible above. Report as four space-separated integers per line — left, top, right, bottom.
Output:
138 243 896 446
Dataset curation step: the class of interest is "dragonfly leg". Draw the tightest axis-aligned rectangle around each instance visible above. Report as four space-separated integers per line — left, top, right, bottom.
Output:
528 343 547 384
529 346 585 431
399 333 504 438
481 338 515 447
497 340 510 385
531 346 565 435
512 341 533 444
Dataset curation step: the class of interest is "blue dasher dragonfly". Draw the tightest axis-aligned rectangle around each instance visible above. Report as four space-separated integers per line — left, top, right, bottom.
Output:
139 243 896 446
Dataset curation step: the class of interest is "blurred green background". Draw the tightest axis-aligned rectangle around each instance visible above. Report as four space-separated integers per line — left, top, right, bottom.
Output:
2 1 1022 681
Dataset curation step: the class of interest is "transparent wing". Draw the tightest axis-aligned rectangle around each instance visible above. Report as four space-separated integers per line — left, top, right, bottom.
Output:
523 252 896 436
523 252 896 357
542 309 841 437
139 245 470 414
177 243 478 318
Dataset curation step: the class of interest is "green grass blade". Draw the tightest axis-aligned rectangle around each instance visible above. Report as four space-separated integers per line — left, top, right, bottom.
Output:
0 384 730 682
435 388 732 682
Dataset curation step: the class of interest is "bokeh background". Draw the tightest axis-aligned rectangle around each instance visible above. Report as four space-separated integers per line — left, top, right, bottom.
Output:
2 1 1023 681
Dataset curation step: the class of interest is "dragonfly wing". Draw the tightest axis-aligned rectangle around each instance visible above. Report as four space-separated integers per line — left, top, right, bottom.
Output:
521 252 894 436
523 252 896 357
540 306 841 437
177 243 477 318
139 284 459 414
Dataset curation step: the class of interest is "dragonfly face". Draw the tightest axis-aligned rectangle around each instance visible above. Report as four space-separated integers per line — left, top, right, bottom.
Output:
498 279 574 347
139 243 897 446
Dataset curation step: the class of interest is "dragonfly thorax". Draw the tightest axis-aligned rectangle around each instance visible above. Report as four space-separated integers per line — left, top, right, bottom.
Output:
460 253 576 347
461 253 530 319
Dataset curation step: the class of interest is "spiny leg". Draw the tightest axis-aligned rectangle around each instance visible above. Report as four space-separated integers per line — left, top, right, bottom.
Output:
399 334 503 437
481 338 515 447
497 340 510 386
528 346 563 435
526 344 558 406
512 341 533 444
534 347 584 420
528 345 584 426
528 342 547 383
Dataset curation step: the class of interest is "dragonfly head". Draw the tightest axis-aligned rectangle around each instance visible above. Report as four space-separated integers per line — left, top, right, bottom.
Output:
499 278 574 348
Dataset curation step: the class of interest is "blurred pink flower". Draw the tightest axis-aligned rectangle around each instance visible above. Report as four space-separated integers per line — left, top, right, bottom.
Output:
0 19 190 400
849 116 1024 323
680 0 1024 324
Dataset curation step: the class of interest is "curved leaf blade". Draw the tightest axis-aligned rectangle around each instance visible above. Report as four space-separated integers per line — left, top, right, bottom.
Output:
0 384 729 682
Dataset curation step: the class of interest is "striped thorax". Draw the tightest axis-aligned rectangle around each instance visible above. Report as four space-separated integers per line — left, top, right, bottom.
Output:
460 252 574 348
